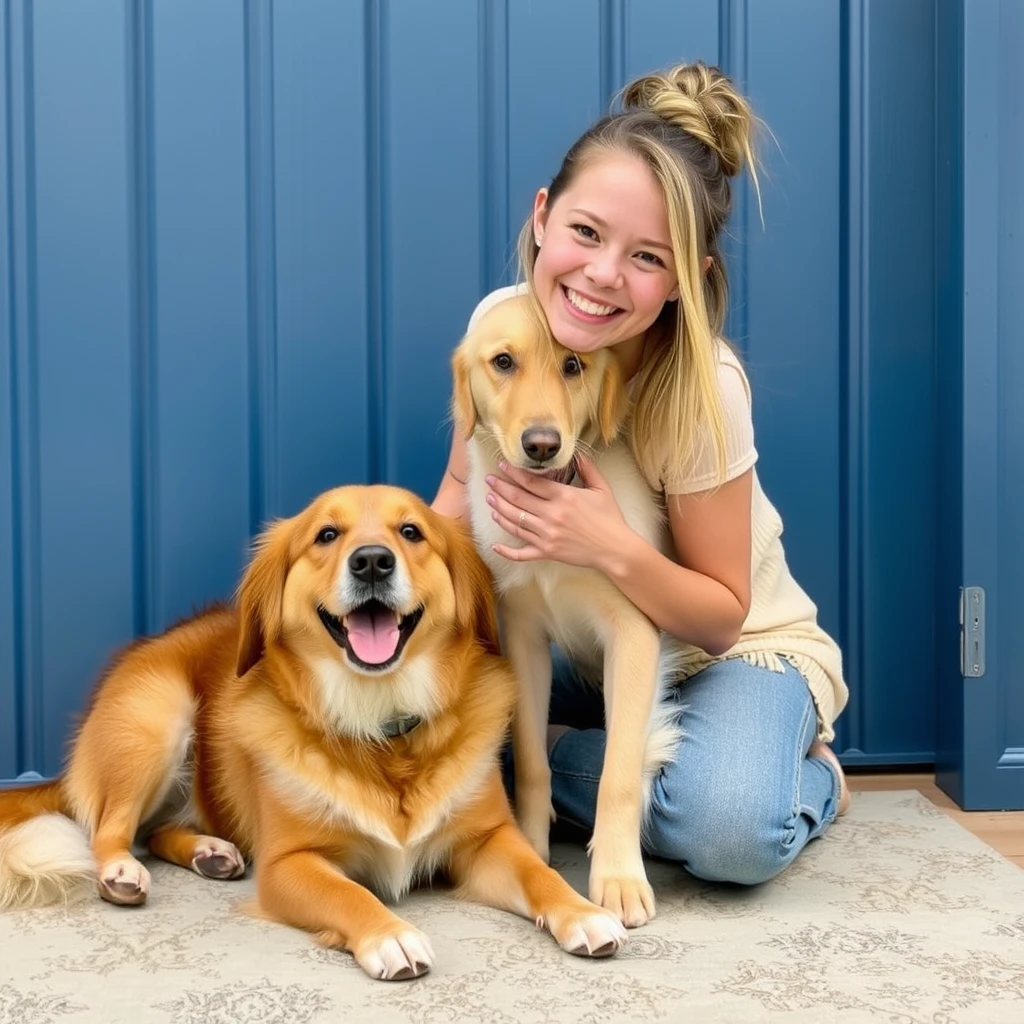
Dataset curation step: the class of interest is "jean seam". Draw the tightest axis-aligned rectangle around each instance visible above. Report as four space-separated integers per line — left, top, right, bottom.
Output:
784 692 818 849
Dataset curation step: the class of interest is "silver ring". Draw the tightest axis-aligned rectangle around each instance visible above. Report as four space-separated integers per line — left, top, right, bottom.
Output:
518 509 527 530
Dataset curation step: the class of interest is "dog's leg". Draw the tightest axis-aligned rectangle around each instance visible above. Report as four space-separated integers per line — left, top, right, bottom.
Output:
64 670 196 906
501 593 555 861
257 848 434 981
588 610 663 928
450 779 627 958
147 826 246 880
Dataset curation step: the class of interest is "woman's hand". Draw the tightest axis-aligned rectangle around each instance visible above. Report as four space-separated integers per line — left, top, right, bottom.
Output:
485 454 633 572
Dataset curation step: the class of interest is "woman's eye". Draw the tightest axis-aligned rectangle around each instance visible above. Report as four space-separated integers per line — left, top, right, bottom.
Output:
572 223 598 241
635 251 666 267
315 526 338 545
491 353 516 373
399 523 424 543
563 355 584 377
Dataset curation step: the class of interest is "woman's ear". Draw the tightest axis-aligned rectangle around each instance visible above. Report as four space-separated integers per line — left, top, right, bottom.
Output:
532 188 550 244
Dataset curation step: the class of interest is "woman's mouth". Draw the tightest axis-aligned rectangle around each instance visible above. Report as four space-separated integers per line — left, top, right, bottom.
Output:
560 285 623 323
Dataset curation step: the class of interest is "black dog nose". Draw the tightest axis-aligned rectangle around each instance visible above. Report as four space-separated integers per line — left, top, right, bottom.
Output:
521 428 561 464
348 545 396 584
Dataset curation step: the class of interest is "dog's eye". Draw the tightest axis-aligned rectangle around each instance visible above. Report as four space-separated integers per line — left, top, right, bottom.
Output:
491 353 516 373
399 523 424 543
563 355 585 377
315 526 339 545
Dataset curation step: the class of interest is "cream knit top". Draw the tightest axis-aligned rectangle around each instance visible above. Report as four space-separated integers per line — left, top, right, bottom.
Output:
467 285 849 741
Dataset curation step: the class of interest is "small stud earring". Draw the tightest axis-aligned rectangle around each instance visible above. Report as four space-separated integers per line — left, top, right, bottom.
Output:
535 235 542 247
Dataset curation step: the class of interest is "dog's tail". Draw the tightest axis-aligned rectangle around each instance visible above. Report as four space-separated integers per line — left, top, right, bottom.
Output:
0 780 95 910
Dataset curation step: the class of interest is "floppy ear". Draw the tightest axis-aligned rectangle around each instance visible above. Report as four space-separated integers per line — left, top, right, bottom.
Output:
235 517 295 677
598 356 629 444
450 343 478 439
441 517 501 656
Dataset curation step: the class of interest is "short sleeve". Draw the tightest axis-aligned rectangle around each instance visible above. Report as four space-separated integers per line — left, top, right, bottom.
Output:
466 283 528 333
662 348 758 495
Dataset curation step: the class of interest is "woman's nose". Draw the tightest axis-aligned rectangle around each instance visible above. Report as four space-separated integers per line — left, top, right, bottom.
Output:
584 253 624 290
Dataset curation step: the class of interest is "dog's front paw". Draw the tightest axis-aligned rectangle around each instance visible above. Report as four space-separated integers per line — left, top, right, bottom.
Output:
589 867 656 928
191 837 246 880
543 906 628 958
98 855 151 906
352 924 435 981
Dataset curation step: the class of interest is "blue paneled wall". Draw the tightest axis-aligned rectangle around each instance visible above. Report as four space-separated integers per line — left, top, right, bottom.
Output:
1 0 942 777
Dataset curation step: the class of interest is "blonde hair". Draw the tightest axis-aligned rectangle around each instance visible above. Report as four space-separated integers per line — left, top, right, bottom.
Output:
516 61 762 488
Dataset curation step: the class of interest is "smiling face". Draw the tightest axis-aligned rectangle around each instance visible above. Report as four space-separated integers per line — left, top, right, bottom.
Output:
531 151 680 355
235 485 499 680
451 296 628 477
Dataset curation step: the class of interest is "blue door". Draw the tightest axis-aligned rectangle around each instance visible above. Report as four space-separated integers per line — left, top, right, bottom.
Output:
935 0 1024 810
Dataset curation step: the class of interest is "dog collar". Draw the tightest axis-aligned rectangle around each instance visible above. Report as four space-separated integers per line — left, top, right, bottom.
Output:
379 714 423 739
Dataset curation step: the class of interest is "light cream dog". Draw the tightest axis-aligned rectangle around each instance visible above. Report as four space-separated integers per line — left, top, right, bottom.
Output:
452 295 682 928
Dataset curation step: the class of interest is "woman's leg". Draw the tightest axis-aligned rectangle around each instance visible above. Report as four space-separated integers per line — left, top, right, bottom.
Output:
546 657 845 885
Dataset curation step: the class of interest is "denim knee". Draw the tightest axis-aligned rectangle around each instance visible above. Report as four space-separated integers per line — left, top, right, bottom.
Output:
644 777 798 886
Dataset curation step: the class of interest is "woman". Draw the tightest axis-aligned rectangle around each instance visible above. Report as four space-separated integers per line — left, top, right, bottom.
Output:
432 61 849 886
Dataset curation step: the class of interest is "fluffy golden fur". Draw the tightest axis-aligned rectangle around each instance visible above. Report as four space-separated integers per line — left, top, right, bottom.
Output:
0 484 626 979
453 296 683 928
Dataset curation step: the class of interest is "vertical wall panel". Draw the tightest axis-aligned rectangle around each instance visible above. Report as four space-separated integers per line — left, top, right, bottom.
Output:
0 3 17 776
856 0 937 762
742 2 842 718
30 1 136 773
507 2 603 264
623 0 719 81
997 0 1024 770
150 3 250 628
382 0 484 498
272 0 370 517
5 0 41 776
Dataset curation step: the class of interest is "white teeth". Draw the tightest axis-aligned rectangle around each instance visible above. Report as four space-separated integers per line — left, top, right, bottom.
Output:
565 288 618 317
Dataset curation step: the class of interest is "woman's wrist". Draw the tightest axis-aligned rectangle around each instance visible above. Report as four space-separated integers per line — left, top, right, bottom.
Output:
594 523 644 581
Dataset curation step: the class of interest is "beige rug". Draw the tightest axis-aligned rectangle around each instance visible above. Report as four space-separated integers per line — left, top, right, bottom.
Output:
2 791 1023 1024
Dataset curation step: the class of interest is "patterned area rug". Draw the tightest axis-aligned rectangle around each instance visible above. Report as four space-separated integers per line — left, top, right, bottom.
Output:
2 790 1023 1024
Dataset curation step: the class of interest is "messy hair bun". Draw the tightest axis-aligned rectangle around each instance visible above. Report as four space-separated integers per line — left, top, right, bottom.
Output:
620 61 757 180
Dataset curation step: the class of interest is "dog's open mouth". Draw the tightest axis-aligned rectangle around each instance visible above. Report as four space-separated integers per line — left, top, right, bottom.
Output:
317 600 424 671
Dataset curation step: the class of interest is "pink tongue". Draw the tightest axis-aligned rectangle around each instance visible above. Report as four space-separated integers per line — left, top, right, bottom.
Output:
345 607 401 664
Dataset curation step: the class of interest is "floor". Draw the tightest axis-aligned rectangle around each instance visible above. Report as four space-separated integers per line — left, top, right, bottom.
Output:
850 771 1024 869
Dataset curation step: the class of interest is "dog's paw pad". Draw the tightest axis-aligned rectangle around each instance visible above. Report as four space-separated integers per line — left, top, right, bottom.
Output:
192 838 246 880
99 858 151 906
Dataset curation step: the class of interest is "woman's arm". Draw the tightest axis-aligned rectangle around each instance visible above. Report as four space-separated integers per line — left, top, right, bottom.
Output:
599 470 753 655
430 431 470 520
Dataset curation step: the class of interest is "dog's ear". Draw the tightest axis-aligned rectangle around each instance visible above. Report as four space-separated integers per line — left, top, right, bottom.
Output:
440 516 501 655
598 355 629 444
235 517 295 677
450 343 478 439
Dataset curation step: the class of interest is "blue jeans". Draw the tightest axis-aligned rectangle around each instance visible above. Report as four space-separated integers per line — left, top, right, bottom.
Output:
527 649 842 886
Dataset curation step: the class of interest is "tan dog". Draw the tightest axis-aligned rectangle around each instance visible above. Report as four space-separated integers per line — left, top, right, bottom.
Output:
0 484 626 979
452 295 682 928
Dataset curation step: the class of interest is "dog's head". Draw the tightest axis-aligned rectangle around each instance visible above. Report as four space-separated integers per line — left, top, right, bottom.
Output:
451 295 630 480
235 485 499 679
